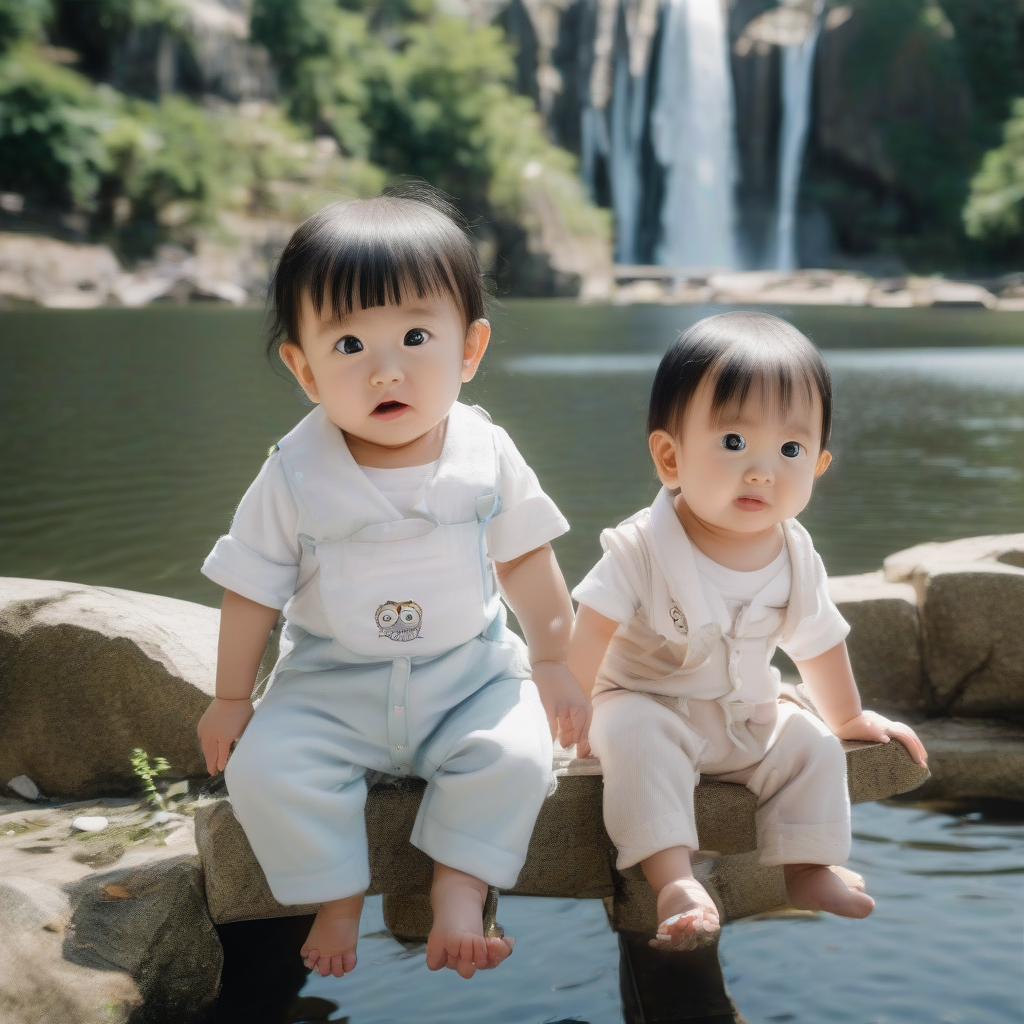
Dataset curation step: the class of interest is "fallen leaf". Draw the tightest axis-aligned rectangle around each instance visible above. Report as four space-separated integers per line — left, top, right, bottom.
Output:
101 884 133 901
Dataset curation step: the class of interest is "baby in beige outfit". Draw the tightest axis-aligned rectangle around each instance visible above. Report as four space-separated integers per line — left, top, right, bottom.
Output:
560 311 928 950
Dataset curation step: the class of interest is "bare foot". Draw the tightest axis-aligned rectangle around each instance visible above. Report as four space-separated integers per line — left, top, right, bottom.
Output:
425 864 513 979
785 863 874 918
301 893 364 977
830 864 865 892
651 875 721 951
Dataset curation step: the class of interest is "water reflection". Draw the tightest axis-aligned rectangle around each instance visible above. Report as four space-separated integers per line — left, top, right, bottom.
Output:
1 306 1023 1022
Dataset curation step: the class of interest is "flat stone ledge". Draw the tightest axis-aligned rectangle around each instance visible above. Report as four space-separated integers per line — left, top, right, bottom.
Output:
196 737 929 927
902 718 1024 803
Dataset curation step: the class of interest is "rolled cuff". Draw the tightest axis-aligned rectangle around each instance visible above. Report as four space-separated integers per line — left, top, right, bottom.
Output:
411 816 528 890
201 534 298 610
487 496 569 564
781 616 851 664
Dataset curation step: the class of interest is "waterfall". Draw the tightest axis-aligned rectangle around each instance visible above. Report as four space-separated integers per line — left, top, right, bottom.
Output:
609 43 646 262
651 0 738 269
774 0 824 272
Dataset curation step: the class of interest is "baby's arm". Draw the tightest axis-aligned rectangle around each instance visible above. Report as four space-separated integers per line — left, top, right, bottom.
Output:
565 604 620 757
794 641 928 766
196 589 280 774
495 544 586 749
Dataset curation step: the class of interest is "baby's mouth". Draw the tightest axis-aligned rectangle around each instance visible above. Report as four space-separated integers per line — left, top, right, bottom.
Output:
734 496 769 512
371 400 409 420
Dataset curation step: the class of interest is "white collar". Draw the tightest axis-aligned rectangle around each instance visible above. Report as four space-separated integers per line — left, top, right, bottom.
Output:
647 487 820 644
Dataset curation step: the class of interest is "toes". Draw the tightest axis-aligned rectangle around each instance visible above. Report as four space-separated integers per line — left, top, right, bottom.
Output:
328 953 353 977
483 935 514 968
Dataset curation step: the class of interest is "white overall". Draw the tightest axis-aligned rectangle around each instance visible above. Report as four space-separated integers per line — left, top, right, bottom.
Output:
578 489 852 870
220 404 554 904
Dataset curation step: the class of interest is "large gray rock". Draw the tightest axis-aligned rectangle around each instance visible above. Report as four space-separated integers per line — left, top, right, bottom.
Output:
0 796 222 1023
829 571 927 713
0 877 140 1024
0 578 218 797
884 535 1024 719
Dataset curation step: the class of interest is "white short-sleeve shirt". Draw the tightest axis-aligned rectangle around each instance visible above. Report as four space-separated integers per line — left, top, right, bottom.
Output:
202 405 569 620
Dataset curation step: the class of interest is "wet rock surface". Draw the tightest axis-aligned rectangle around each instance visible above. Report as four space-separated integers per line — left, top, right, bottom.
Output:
0 793 220 1024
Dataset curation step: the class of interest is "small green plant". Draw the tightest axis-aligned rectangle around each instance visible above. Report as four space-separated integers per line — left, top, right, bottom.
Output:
130 748 170 810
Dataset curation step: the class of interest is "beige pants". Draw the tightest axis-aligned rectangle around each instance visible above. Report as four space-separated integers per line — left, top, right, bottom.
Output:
589 691 851 870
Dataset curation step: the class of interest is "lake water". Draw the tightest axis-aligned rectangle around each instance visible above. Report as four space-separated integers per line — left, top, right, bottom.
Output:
2 302 1023 1022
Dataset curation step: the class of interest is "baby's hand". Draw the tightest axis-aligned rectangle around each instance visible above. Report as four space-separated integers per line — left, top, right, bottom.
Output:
197 697 255 775
532 661 590 751
833 711 928 766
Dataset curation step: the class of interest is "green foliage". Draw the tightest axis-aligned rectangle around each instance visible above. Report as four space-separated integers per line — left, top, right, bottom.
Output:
0 0 51 52
964 97 1024 239
940 0 1022 135
130 747 170 809
1 0 605 268
0 45 114 208
363 17 517 208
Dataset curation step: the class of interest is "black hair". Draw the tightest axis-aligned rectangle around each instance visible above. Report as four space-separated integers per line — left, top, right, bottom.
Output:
267 182 485 354
647 310 833 450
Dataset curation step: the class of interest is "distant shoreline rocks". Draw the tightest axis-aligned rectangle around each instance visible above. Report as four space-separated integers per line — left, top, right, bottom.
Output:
3 230 1024 311
604 266 1024 310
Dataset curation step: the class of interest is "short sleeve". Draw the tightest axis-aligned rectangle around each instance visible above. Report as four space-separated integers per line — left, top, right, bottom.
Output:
778 550 850 662
485 425 569 563
201 453 302 610
571 529 645 625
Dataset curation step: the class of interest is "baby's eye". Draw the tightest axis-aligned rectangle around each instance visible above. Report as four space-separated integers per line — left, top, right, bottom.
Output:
403 329 427 347
336 336 363 355
722 433 746 451
781 441 802 458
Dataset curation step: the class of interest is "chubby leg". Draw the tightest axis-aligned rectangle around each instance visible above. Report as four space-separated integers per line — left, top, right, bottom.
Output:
642 846 721 951
733 705 872 918
425 864 514 979
412 676 551 978
302 893 365 977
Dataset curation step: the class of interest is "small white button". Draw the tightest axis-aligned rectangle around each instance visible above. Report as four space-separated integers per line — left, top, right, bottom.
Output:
395 744 404 750
394 706 404 714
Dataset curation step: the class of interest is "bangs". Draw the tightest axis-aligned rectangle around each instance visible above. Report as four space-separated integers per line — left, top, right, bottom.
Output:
268 190 485 350
648 310 833 449
706 340 826 434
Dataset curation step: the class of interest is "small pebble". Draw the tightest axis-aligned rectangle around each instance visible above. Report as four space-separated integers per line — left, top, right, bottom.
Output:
6 775 40 801
71 816 109 833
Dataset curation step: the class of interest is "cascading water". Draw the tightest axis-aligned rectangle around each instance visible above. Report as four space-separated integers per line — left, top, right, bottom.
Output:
609 43 645 263
774 0 824 271
651 0 738 269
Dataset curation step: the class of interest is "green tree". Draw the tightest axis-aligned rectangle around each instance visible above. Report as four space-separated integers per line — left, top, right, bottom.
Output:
0 0 51 53
964 97 1024 240
0 46 113 208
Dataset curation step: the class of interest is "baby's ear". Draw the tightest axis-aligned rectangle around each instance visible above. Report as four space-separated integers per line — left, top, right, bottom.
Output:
279 342 320 404
649 430 681 488
462 318 490 382
814 449 832 478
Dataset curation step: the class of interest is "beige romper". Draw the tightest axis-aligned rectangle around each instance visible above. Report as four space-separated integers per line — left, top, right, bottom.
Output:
573 489 853 871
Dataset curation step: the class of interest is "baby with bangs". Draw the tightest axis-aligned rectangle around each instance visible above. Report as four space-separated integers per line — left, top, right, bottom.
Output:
198 187 581 981
564 311 927 951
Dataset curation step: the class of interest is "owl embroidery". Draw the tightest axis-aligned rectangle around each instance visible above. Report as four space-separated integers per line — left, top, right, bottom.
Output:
669 603 688 636
376 601 423 641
